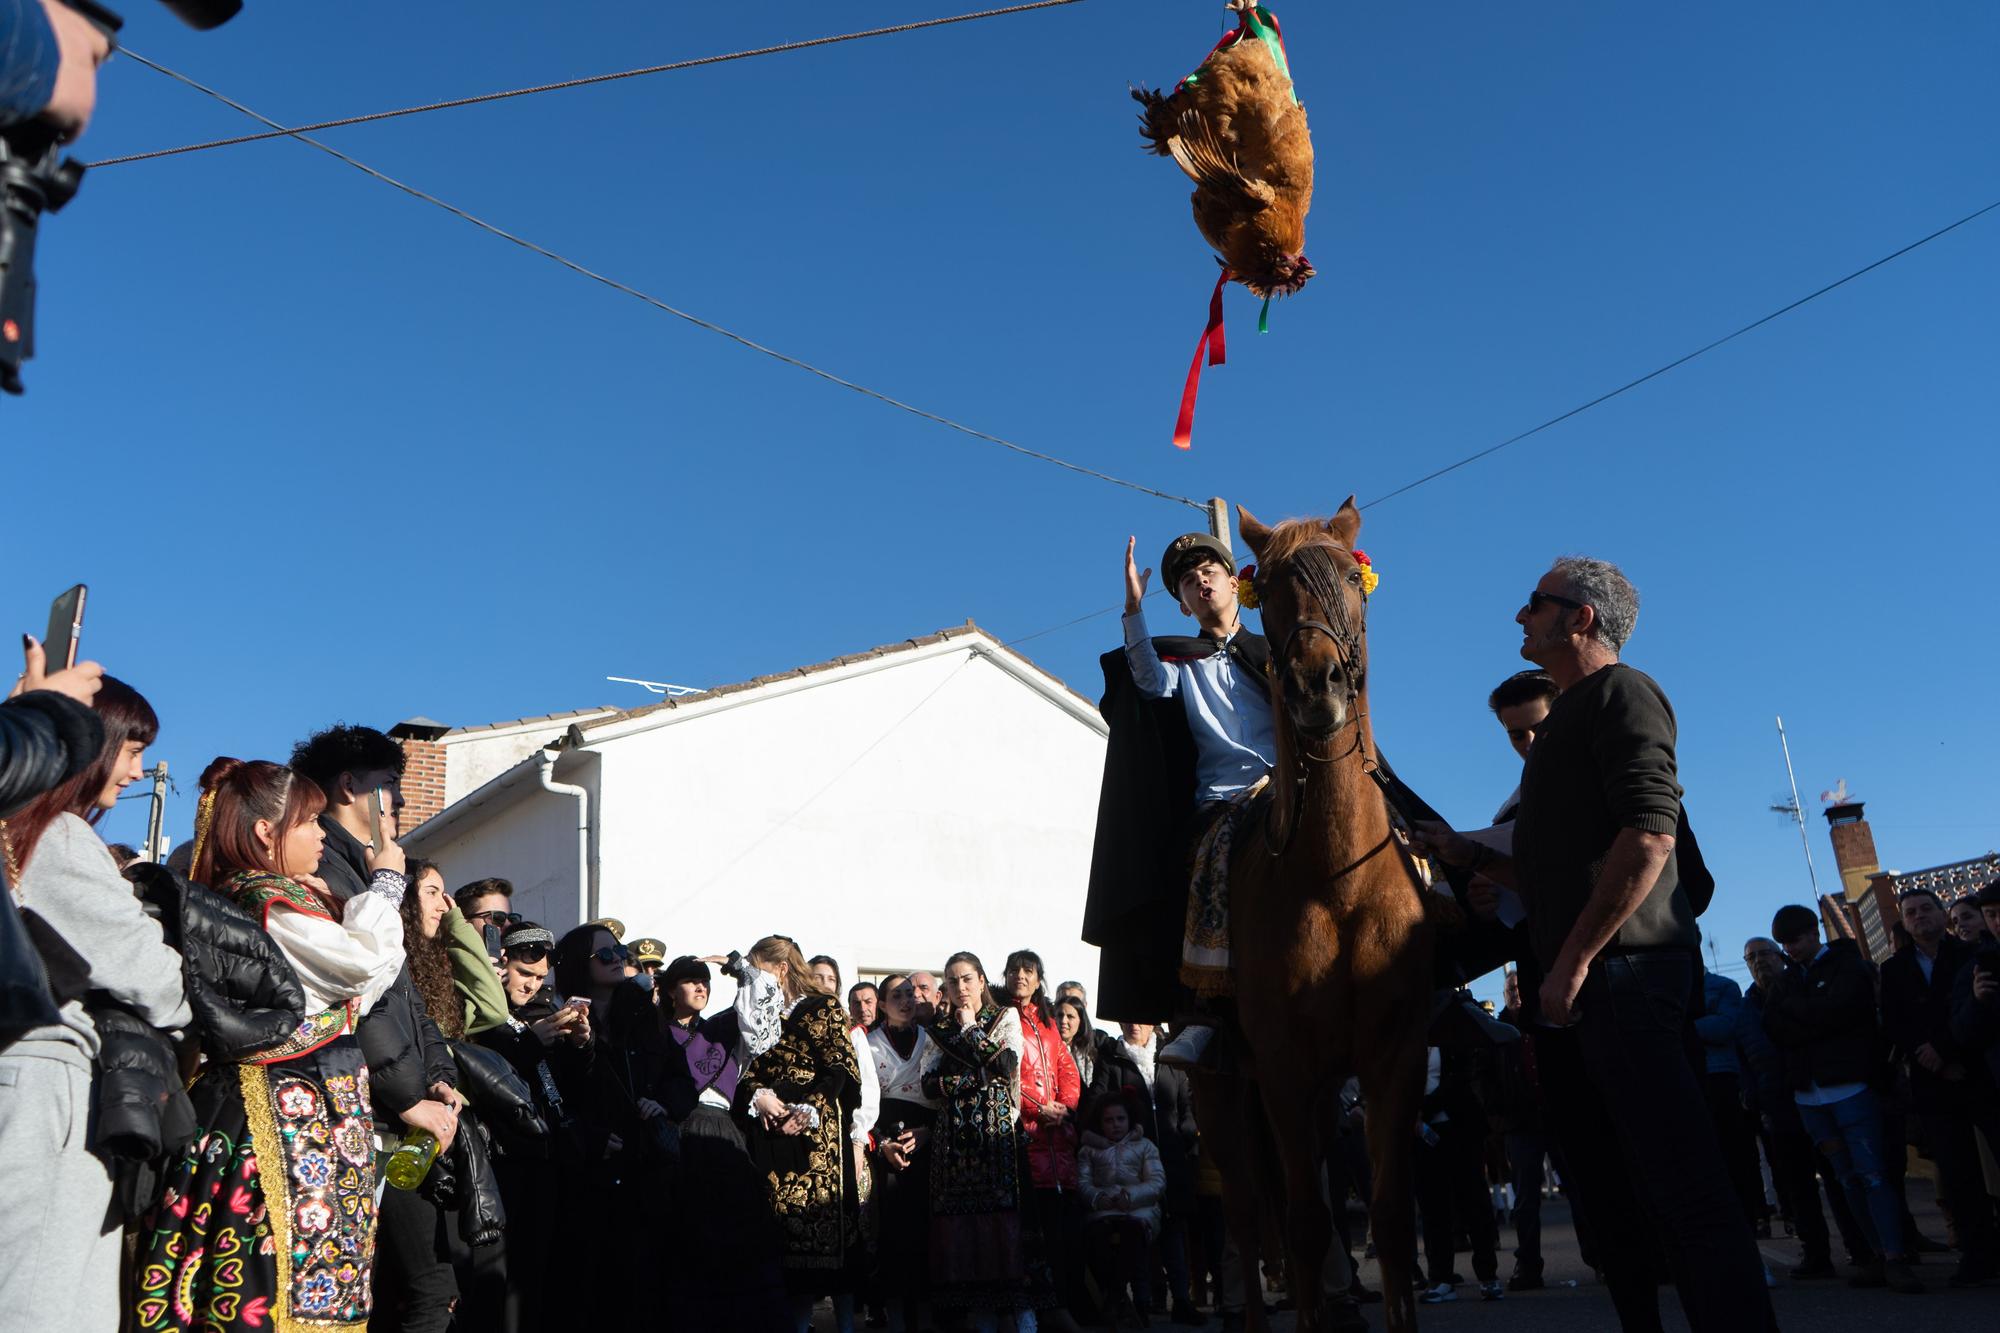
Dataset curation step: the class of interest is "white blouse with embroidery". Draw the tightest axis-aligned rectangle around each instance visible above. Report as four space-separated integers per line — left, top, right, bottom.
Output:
263 871 407 1016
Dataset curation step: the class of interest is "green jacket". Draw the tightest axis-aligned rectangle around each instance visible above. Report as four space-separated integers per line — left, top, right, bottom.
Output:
443 906 511 1036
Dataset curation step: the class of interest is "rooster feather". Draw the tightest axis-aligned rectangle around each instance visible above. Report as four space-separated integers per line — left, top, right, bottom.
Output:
1134 3 1315 299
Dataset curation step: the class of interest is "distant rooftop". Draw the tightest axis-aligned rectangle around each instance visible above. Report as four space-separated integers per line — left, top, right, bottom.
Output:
1871 852 2000 901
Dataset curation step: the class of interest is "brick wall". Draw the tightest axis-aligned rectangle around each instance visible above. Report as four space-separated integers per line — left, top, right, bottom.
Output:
399 739 447 835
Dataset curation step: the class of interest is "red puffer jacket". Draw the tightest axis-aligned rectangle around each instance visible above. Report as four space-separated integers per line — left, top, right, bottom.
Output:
1017 1002 1081 1189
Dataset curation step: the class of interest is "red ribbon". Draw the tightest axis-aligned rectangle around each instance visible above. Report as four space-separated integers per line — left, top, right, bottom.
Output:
1174 269 1230 451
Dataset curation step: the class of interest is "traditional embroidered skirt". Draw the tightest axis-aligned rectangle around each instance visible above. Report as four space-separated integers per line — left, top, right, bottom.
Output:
929 1084 1027 1312
1180 778 1271 997
135 1036 377 1331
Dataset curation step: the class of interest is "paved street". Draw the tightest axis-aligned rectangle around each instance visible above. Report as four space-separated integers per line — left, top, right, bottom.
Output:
815 1177 1998 1331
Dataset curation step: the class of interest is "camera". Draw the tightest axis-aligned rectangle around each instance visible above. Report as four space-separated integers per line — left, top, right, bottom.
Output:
0 1 244 394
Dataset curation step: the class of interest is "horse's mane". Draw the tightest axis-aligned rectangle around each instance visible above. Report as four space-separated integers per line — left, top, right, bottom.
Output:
1256 518 1352 566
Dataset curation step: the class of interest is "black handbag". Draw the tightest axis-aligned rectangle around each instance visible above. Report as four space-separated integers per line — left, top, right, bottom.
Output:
450 1039 548 1145
0 893 57 1038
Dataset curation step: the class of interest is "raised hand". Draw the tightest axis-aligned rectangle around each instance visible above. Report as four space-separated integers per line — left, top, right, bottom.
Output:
1124 537 1153 614
11 635 103 705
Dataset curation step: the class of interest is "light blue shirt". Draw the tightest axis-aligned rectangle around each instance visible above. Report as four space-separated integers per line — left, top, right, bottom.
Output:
1122 609 1276 803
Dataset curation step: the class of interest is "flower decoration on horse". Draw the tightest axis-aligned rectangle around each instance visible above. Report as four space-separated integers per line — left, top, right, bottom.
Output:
1238 548 1376 610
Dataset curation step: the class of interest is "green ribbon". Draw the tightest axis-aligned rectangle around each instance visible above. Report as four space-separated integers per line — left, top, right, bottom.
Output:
1259 296 1271 334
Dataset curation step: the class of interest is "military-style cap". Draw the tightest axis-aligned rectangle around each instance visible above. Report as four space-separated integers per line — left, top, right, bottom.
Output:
1161 532 1237 596
584 917 626 941
629 937 668 968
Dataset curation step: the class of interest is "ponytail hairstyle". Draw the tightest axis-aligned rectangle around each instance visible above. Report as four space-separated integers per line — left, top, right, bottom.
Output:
191 757 327 889
1 675 158 872
400 857 463 1038
1005 948 1055 1028
750 934 829 1001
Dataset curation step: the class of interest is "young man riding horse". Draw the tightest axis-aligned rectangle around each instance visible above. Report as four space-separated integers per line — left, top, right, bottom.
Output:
1082 530 1274 1063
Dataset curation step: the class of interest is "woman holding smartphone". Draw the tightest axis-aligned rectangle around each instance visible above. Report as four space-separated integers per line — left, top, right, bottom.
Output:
0 676 189 1331
552 924 674 1324
136 756 409 1333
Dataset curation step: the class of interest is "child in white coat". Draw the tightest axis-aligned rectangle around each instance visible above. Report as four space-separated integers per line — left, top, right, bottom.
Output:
1078 1093 1166 1325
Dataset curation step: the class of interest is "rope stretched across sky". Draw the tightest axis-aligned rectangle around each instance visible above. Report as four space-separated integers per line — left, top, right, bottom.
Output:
87 0 1096 169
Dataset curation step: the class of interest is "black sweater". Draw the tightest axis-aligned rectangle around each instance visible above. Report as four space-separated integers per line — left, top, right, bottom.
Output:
1761 940 1884 1094
1880 935 1981 1112
1512 663 1695 969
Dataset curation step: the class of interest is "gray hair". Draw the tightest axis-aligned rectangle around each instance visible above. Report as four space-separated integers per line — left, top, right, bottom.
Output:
1549 556 1639 651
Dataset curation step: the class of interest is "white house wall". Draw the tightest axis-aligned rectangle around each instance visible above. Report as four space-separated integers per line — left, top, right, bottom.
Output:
441 714 614 805
415 781 591 933
591 645 1107 1011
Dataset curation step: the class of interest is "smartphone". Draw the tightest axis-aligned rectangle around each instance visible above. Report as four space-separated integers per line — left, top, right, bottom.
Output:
366 786 389 848
566 996 593 1013
43 585 86 670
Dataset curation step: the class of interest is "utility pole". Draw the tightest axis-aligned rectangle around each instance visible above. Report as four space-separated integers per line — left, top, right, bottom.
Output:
1774 716 1821 897
1206 496 1232 557
143 761 169 864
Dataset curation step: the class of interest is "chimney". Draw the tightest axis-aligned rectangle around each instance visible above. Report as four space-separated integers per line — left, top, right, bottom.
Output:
1822 800 1880 905
389 718 451 834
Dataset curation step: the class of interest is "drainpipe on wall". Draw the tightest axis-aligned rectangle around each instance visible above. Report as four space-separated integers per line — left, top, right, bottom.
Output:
535 749 591 929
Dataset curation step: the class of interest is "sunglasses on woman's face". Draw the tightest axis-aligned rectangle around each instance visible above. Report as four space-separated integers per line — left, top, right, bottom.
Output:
592 945 631 965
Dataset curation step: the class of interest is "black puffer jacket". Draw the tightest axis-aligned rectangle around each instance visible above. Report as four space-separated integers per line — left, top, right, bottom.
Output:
359 963 457 1130
0 690 102 817
1762 940 1885 1093
130 863 308 1061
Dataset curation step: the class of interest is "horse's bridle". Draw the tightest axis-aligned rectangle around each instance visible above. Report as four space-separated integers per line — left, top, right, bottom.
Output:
1260 543 1372 856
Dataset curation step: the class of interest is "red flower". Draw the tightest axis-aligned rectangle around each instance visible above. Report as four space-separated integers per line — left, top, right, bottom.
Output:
1352 549 1371 566
1238 564 1257 580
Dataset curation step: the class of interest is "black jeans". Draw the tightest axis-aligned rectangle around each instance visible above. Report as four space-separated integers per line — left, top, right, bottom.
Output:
373 1180 459 1333
1703 1072 1768 1225
1567 951 1774 1333
1415 1115 1499 1284
1504 1131 1547 1276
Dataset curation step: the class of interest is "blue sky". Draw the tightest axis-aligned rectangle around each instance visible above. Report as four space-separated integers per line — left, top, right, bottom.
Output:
10 1 1996 994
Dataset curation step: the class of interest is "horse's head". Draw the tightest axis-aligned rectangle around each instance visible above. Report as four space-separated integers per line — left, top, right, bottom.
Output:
1239 497 1370 740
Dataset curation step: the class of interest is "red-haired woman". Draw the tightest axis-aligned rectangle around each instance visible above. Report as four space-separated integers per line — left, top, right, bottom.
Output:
0 676 190 1331
135 757 411 1333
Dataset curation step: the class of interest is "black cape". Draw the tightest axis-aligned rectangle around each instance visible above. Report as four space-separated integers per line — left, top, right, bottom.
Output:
1082 630 1270 1024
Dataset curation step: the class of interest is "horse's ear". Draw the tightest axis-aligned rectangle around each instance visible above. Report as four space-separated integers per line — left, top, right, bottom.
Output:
1236 505 1271 559
1325 496 1362 549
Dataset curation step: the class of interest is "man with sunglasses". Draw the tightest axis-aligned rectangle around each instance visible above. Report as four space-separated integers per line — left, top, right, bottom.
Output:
1415 557 1770 1331
456 877 517 931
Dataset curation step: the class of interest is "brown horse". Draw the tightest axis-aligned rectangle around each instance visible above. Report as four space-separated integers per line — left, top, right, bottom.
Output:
1193 498 1436 1332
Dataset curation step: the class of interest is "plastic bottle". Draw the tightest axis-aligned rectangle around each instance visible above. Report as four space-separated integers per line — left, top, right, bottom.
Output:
384 1128 440 1190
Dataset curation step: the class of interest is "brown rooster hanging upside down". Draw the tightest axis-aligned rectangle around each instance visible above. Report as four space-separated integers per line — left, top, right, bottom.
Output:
1133 0 1315 300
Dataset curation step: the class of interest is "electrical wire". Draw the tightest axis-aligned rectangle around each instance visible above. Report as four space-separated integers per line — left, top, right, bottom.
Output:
114 48 1204 510
1360 196 2000 510
87 0 1093 169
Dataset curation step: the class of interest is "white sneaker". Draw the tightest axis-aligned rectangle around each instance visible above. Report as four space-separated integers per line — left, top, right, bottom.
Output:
1419 1284 1458 1304
1479 1280 1505 1301
1159 1024 1214 1068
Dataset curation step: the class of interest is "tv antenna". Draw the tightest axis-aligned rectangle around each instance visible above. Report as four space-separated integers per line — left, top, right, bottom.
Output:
1770 716 1821 897
607 676 705 698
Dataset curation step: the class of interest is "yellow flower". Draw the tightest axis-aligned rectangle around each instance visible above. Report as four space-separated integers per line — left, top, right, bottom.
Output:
1360 570 1380 597
1236 575 1260 609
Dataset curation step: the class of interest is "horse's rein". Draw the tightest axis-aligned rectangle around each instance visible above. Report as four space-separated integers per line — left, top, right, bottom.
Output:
1259 543 1376 855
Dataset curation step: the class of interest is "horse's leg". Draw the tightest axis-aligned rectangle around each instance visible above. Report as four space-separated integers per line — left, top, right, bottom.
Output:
1359 1033 1427 1333
1192 1072 1271 1332
1256 1064 1333 1332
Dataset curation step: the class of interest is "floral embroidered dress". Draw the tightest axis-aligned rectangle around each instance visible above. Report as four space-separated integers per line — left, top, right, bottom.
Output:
923 1002 1027 1314
137 869 406 1333
735 990 864 1295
